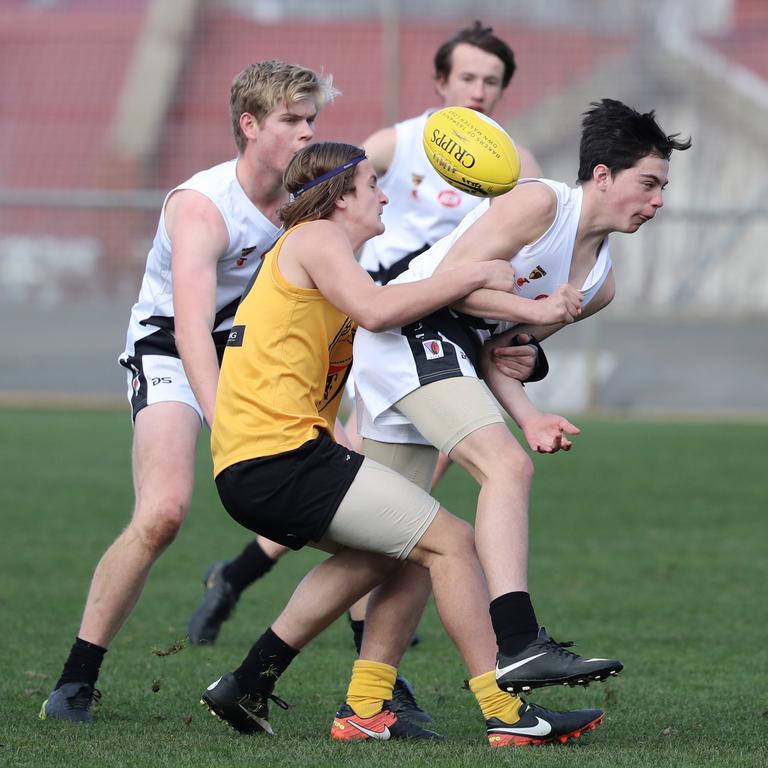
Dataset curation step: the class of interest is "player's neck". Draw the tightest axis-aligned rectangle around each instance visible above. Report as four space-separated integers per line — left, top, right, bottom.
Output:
235 155 288 224
576 185 616 247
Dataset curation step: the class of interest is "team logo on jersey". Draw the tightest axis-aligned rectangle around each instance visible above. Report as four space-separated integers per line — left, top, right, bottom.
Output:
437 189 462 208
321 317 357 411
409 173 425 199
422 339 445 360
516 265 547 288
237 245 258 267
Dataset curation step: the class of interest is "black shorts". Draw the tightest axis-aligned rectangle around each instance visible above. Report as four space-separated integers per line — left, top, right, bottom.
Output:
215 433 365 550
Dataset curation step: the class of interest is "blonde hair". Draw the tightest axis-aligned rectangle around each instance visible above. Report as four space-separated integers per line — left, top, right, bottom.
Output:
279 143 364 230
230 60 339 153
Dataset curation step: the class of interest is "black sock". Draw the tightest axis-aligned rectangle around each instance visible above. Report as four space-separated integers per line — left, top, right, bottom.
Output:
222 540 277 595
489 592 539 657
233 627 299 695
348 613 365 655
56 637 107 689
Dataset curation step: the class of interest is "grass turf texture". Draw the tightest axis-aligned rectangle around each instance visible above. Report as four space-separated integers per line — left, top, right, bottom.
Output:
1 407 766 768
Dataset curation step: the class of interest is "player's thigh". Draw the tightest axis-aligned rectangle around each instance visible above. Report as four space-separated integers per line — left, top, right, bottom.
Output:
131 401 201 523
394 376 504 455
361 439 438 492
321 457 439 560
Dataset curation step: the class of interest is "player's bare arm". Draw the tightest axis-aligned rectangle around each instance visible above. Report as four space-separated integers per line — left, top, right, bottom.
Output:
279 221 517 332
361 126 397 177
167 189 230 426
433 183 582 326
488 268 615 379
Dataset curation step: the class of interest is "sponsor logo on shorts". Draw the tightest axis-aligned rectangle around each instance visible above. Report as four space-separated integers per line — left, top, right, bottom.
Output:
422 339 444 360
151 376 172 386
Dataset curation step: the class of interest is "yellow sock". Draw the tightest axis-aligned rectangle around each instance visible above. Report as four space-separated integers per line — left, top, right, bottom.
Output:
468 670 523 723
345 659 397 718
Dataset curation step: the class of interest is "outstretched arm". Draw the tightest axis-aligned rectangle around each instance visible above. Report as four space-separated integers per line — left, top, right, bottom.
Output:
479 353 580 454
285 221 519 332
435 182 583 328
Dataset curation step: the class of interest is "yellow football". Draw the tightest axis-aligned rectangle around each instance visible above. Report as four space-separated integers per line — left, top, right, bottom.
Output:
422 106 520 197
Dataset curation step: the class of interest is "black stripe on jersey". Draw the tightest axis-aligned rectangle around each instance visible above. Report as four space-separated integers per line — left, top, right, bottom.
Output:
402 307 480 386
402 307 483 375
138 295 242 339
366 242 430 285
131 327 231 364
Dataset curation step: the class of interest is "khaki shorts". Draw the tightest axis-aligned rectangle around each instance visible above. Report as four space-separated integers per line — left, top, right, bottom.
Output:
319 456 439 560
395 376 504 455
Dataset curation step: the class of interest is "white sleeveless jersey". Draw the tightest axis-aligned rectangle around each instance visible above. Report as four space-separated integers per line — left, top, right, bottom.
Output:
353 178 613 443
120 159 280 362
358 111 484 283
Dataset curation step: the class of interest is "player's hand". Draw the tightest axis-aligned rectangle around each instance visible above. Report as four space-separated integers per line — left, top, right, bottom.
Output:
522 411 581 453
534 284 582 325
478 260 518 293
491 334 537 381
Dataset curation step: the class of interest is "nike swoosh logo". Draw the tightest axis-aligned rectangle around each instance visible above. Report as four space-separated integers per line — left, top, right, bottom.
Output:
348 721 391 740
583 658 613 663
496 652 548 676
490 717 552 737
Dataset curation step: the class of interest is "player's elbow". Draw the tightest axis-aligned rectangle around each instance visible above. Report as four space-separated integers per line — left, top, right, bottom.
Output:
357 310 394 333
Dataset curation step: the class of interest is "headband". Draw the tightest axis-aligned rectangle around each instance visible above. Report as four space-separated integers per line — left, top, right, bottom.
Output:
292 154 366 198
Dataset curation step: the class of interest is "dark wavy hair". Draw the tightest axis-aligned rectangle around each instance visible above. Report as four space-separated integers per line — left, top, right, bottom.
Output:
433 20 516 89
578 99 692 182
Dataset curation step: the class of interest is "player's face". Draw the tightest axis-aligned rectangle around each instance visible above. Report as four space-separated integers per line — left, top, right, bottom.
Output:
606 154 669 233
254 98 317 173
345 160 389 239
436 43 505 116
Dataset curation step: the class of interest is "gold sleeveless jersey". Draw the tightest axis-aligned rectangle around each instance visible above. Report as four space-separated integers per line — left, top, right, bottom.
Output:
211 224 357 476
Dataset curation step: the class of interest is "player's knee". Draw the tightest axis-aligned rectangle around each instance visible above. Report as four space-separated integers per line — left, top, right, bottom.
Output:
132 500 188 553
484 444 534 487
442 514 477 557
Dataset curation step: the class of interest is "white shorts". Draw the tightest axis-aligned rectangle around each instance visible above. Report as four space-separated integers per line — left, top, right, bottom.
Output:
353 324 479 434
119 353 204 423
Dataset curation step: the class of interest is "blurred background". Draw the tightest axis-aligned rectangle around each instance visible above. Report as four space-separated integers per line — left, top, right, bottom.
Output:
1 0 766 414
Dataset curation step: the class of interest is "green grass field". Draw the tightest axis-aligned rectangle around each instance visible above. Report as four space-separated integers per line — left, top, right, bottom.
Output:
1 408 766 767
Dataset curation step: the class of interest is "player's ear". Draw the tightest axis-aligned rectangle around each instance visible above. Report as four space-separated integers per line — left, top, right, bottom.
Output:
592 163 610 190
239 112 259 143
434 74 448 101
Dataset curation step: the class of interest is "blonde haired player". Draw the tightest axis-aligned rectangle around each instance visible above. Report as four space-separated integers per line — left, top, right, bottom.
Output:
40 61 339 722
